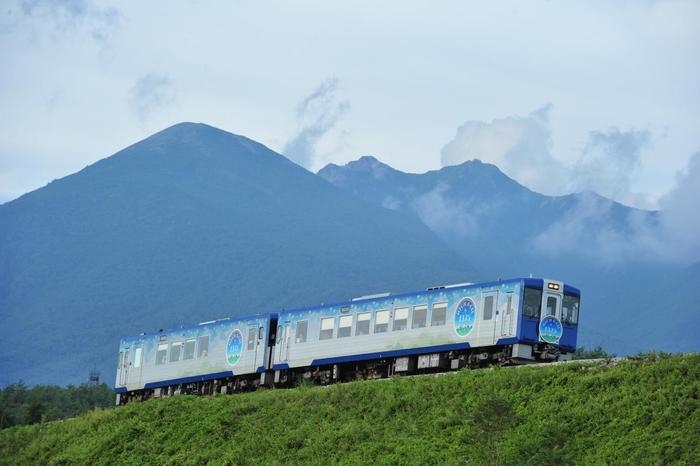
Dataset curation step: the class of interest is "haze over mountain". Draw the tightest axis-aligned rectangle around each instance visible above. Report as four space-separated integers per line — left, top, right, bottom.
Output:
0 123 472 386
319 156 700 354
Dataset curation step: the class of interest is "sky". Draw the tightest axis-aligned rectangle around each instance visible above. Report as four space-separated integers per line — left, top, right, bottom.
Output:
1 0 698 210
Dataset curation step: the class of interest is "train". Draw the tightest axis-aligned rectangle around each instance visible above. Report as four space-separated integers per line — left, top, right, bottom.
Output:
114 277 580 404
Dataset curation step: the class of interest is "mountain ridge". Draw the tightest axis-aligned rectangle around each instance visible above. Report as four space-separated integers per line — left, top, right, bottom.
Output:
0 123 473 386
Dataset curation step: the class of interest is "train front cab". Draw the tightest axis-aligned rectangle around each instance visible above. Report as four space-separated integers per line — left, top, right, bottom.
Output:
512 278 580 362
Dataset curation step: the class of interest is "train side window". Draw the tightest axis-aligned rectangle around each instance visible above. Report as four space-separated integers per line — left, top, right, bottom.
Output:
375 310 390 333
562 295 580 324
156 344 168 365
483 296 494 320
506 295 513 315
338 315 352 338
295 320 308 343
134 348 142 368
197 335 209 358
412 305 427 328
320 317 335 340
356 312 371 335
393 307 408 331
183 339 196 360
259 326 264 340
118 351 124 369
170 342 182 362
248 328 256 350
523 288 542 318
431 303 447 326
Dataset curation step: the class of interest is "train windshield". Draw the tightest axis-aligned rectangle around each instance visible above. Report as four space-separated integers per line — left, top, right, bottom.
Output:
522 287 542 317
562 294 580 325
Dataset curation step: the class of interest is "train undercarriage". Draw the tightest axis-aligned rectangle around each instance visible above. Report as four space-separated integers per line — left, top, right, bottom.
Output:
116 343 571 405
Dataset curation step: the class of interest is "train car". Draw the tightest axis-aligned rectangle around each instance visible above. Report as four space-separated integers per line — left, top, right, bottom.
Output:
114 313 277 404
271 278 580 385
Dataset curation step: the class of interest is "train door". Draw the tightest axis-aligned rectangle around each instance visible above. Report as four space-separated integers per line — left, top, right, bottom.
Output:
541 293 561 321
278 321 291 363
500 293 515 337
131 347 142 386
480 291 499 344
251 324 265 369
120 349 130 386
248 326 258 370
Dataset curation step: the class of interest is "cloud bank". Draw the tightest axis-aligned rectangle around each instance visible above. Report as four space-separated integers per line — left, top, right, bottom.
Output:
441 106 652 208
283 77 349 169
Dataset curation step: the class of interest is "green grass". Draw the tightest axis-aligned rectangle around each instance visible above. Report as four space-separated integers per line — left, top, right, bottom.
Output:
1 354 698 465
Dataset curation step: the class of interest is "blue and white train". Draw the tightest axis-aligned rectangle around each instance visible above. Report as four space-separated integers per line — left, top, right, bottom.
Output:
115 278 580 404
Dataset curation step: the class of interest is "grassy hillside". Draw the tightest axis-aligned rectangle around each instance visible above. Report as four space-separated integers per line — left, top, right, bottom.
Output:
1 354 698 465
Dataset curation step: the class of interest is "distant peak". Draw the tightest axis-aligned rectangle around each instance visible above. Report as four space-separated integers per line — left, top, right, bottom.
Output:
318 155 398 183
347 155 389 170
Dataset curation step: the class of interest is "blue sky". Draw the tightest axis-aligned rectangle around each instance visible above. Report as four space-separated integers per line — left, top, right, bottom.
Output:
1 1 698 209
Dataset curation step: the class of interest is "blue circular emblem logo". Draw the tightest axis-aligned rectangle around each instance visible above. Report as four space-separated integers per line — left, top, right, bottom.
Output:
226 329 243 366
539 316 563 344
454 298 477 337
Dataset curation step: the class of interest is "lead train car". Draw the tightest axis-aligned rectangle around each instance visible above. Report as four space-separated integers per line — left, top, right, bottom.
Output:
272 278 579 385
115 278 580 403
115 313 276 404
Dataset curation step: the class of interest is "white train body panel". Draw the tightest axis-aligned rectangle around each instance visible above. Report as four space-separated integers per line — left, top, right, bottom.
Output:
273 281 521 370
115 314 272 393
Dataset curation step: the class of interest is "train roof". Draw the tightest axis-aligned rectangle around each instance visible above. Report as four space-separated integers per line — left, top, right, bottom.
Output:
120 277 580 342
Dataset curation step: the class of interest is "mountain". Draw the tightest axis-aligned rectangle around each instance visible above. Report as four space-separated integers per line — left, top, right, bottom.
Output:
0 123 472 386
319 156 699 354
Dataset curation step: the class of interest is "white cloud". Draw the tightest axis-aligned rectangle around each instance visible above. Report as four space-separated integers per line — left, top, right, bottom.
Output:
283 77 350 169
568 128 652 208
441 105 568 196
532 151 700 266
412 182 478 239
128 74 176 121
442 106 655 209
656 151 700 263
9 0 121 44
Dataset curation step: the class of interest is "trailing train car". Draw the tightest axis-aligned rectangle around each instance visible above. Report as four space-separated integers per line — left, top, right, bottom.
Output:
272 278 579 385
115 313 276 404
114 277 580 403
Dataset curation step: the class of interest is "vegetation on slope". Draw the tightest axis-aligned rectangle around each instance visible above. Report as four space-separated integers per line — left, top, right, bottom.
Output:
0 383 114 429
1 354 698 465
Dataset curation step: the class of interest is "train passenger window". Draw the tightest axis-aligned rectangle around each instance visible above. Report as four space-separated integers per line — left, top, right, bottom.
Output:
356 313 371 335
259 326 264 340
375 310 390 333
338 315 352 338
320 317 335 340
523 288 542 318
483 296 494 320
197 335 209 358
183 339 196 360
562 295 580 324
431 303 447 326
248 328 256 350
506 295 513 315
156 344 168 365
393 307 408 331
134 348 142 368
118 351 123 369
545 296 557 317
412 305 427 329
296 320 308 343
170 342 182 362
